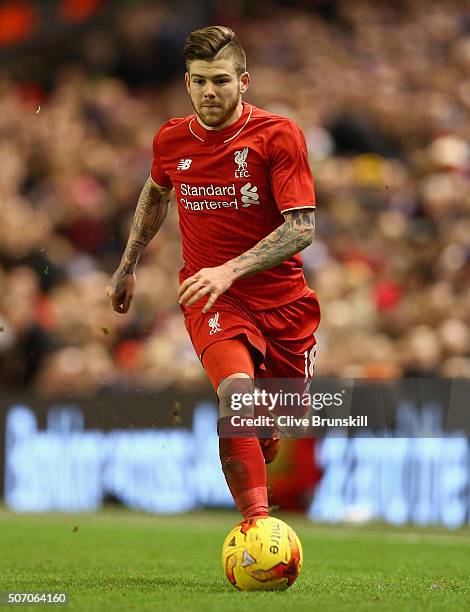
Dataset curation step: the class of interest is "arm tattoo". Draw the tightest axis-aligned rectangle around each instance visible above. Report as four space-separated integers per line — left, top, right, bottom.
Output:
228 210 315 279
121 178 173 273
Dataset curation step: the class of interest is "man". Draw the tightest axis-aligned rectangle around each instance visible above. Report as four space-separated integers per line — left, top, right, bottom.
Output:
107 25 320 520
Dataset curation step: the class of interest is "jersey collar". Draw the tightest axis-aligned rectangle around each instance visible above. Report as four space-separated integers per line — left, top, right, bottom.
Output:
188 102 253 144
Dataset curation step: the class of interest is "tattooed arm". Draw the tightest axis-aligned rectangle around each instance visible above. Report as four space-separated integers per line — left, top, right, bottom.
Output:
228 209 315 278
107 178 173 313
179 209 315 313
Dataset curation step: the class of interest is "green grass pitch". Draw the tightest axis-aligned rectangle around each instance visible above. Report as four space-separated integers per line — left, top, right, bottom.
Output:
1 508 470 611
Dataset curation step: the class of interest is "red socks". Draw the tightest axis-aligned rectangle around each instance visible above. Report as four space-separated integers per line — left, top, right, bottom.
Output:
218 416 269 519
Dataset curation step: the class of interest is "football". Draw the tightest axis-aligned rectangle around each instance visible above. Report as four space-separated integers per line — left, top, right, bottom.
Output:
221 516 303 591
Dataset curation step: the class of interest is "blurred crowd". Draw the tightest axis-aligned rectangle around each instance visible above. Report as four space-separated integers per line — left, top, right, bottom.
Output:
0 0 469 396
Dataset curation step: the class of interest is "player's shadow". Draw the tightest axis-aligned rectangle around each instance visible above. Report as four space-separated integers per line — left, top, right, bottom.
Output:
119 576 294 594
90 575 227 592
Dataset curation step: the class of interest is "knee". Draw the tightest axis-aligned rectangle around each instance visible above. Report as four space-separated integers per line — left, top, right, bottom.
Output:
217 374 254 418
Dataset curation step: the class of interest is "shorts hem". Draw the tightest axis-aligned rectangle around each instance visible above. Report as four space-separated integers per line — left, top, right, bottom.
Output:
200 330 266 364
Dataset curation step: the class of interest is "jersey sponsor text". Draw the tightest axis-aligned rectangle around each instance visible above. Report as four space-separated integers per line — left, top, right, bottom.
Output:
179 182 260 211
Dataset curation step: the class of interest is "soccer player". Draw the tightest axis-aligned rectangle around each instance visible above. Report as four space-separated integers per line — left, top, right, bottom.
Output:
106 26 320 520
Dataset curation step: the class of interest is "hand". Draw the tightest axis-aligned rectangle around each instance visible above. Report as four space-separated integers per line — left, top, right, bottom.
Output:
106 269 136 313
179 264 235 313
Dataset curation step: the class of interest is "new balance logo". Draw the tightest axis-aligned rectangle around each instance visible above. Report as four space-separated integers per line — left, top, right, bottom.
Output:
208 312 222 335
177 158 192 170
240 183 259 207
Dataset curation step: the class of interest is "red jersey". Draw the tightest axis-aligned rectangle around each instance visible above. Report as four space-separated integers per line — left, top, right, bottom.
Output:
150 102 316 311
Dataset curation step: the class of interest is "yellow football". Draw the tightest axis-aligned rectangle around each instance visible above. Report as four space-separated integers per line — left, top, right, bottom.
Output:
221 516 303 591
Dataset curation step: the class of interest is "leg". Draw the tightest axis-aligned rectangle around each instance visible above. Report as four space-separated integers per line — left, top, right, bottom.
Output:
203 340 269 519
201 333 276 462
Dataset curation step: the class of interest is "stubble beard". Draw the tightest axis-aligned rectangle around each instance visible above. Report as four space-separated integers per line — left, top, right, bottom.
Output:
192 94 241 129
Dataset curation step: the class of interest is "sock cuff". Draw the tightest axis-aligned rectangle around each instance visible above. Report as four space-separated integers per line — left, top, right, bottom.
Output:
240 487 269 519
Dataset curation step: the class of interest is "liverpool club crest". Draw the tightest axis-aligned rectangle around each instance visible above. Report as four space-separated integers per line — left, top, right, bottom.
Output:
234 147 250 178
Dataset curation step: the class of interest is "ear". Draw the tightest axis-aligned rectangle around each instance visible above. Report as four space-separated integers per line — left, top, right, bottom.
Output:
239 71 250 95
184 72 190 94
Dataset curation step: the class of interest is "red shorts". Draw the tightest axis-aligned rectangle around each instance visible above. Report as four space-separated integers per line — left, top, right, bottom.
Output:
180 289 320 389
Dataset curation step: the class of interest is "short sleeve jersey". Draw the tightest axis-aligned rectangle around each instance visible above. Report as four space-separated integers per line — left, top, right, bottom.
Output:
151 103 316 311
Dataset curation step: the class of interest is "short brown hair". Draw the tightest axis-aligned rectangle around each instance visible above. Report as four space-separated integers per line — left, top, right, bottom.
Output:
183 26 246 76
